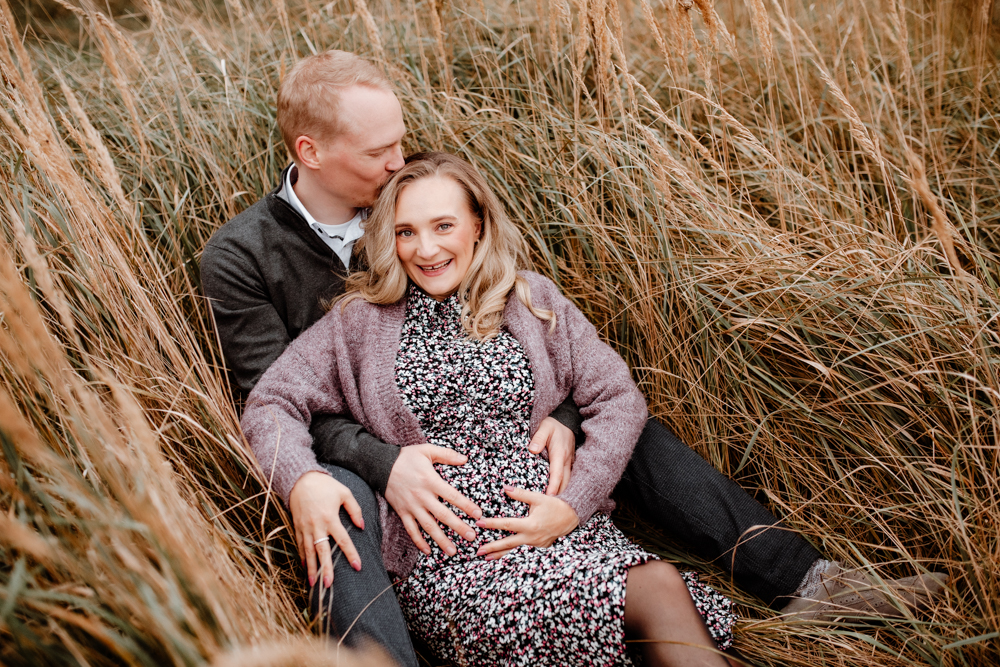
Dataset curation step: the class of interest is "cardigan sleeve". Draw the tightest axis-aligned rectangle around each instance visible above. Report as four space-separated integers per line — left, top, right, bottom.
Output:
536 279 648 524
239 314 347 505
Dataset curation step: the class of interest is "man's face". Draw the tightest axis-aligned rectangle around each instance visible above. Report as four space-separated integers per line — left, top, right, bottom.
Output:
311 86 406 209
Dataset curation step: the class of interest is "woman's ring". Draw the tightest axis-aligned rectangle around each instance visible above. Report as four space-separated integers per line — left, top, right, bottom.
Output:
313 536 330 546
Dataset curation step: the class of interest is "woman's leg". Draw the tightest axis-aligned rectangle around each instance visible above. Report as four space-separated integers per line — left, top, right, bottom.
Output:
624 561 732 667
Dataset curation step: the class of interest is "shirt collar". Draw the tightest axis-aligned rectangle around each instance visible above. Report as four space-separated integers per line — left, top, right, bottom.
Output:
281 164 366 242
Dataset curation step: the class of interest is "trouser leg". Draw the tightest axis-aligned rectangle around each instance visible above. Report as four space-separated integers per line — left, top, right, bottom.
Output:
310 464 417 667
615 418 821 607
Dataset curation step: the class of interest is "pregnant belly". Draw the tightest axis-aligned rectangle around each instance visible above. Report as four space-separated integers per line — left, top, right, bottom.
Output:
434 434 549 515
418 432 551 566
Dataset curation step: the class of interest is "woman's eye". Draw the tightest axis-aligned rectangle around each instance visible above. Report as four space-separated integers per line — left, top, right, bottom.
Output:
396 229 412 237
438 223 453 231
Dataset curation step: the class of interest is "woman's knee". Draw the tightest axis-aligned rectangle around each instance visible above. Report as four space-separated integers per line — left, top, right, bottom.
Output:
628 560 686 593
625 561 689 632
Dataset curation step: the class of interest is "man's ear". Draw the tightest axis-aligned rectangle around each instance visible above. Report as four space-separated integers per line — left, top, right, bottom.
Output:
295 135 321 170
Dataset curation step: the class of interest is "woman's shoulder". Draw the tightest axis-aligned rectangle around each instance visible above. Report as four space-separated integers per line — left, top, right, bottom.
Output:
516 270 559 297
515 270 571 310
516 269 551 285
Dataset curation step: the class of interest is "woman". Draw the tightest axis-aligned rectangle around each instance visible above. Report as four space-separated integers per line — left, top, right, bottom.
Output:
241 152 737 666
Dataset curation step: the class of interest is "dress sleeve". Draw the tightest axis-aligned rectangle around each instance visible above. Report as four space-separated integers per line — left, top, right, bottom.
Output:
540 281 648 524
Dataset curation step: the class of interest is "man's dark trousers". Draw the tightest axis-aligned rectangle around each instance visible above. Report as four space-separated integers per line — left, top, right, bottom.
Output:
311 464 418 667
615 419 821 603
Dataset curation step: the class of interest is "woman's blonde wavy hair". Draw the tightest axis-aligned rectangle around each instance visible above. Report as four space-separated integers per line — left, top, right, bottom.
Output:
342 152 554 340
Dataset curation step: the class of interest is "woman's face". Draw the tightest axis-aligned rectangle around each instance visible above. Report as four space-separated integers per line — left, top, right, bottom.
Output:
394 175 481 301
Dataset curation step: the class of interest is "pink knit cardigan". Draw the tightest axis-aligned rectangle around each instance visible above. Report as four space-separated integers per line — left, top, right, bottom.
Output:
241 271 648 577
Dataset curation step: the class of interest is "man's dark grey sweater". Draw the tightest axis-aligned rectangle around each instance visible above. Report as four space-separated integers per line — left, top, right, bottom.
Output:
200 167 581 494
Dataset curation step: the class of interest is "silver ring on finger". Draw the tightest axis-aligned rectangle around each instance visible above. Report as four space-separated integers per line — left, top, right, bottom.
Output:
313 536 330 546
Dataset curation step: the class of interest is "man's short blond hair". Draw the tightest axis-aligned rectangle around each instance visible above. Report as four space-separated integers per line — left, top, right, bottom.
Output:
277 50 391 162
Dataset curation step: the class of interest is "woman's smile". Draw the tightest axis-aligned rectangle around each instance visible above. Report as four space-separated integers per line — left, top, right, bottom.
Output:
418 258 453 276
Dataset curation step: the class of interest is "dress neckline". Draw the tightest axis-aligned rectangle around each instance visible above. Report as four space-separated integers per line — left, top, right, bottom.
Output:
406 282 462 318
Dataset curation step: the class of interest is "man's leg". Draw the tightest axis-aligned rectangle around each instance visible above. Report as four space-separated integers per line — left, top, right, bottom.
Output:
310 464 417 667
615 418 821 607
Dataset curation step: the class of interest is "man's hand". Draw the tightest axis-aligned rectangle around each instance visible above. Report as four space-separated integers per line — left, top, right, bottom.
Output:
384 444 483 556
475 486 580 560
528 417 576 495
288 471 364 589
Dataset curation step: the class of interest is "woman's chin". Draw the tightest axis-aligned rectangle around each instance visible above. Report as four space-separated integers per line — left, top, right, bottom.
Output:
412 278 460 300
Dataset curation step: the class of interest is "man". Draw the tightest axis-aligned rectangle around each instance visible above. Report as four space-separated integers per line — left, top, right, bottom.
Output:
201 50 943 666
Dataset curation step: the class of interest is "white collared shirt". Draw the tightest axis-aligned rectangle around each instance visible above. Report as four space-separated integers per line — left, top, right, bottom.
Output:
277 165 365 269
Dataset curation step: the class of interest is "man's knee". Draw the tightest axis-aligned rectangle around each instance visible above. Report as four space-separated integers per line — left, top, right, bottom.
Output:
319 464 380 533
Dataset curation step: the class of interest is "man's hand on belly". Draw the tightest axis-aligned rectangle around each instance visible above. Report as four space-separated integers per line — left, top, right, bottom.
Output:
385 444 484 556
474 486 580 560
528 417 575 495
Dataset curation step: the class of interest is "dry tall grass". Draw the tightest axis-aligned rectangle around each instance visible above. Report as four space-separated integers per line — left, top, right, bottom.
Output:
1 0 998 665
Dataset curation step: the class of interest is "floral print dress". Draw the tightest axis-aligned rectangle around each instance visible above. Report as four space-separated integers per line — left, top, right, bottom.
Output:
393 286 736 666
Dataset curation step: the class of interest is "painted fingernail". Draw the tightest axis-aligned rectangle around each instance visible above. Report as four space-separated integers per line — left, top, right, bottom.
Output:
324 575 332 588
308 574 316 586
351 560 362 571
359 520 365 530
475 519 485 528
476 548 485 556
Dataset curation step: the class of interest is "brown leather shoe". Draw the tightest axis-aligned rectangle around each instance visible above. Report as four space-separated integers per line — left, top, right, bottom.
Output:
781 563 948 621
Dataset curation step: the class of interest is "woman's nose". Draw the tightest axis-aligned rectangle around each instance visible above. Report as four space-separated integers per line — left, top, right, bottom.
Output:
415 233 438 258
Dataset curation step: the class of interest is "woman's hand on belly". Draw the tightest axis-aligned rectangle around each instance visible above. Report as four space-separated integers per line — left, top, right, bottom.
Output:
385 444 483 556
474 485 580 560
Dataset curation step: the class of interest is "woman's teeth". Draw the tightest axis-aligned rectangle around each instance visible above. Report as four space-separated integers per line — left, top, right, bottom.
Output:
422 260 451 271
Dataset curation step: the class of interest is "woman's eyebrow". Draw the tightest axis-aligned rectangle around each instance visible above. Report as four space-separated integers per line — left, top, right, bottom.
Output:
394 214 457 228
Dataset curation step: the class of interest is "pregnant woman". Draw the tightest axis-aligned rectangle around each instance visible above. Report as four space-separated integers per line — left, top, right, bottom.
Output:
240 152 737 666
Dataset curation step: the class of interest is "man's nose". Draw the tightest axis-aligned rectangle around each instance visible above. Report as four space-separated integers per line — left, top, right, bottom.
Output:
386 146 405 172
